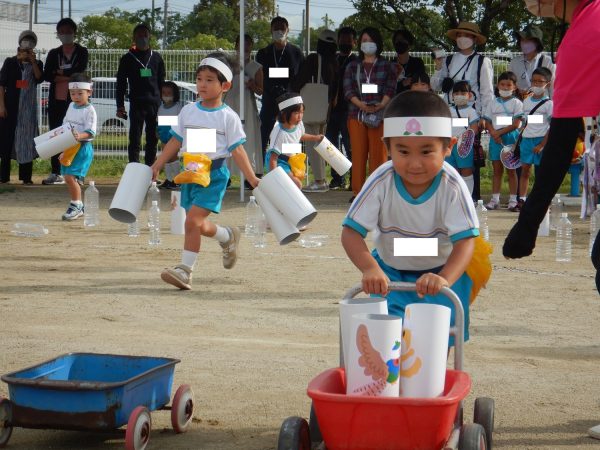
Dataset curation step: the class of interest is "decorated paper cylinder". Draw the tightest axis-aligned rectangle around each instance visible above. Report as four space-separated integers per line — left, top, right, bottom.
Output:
108 163 153 223
400 303 451 398
170 191 186 235
34 124 78 160
346 313 403 398
313 137 352 176
339 298 388 373
255 166 317 228
253 187 300 245
538 209 550 237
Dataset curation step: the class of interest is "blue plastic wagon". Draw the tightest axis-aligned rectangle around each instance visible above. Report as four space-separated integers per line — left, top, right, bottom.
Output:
0 353 194 450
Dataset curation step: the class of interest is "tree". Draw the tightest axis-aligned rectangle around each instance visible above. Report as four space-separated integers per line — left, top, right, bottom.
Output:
181 3 239 43
186 0 275 22
78 13 135 49
170 34 234 51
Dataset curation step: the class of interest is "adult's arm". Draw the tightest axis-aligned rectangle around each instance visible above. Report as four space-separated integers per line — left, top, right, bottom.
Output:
42 48 57 83
115 54 127 109
430 56 449 91
158 54 166 90
477 57 495 117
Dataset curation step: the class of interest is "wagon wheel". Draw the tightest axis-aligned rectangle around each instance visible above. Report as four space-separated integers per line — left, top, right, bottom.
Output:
171 384 194 433
0 398 13 448
474 397 494 450
458 423 487 450
125 406 152 450
277 416 311 450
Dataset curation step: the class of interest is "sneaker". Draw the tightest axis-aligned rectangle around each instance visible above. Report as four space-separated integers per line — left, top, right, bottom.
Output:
42 174 65 185
507 200 519 212
62 203 84 221
485 199 500 210
329 179 346 190
302 181 329 193
161 180 179 190
220 226 240 269
589 424 600 440
161 265 192 290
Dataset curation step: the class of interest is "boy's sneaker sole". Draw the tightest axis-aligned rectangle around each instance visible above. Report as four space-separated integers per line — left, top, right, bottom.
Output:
221 226 240 269
161 266 192 290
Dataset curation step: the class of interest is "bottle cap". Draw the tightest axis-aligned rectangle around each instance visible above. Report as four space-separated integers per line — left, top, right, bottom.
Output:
561 212 568 217
152 200 158 205
89 181 95 186
596 204 600 210
152 181 157 186
477 199 483 205
250 196 255 201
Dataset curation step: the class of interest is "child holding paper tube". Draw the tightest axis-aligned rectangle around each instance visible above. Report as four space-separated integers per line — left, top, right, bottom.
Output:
341 90 492 344
265 92 323 189
151 53 260 290
59 73 96 220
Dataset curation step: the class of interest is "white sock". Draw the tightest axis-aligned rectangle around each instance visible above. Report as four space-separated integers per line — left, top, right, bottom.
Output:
181 250 198 271
492 193 500 203
521 196 527 202
509 194 517 203
462 175 474 194
72 200 83 207
214 225 231 243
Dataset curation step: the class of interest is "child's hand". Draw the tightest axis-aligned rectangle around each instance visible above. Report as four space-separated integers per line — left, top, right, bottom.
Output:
415 273 448 298
248 175 260 189
533 145 543 154
315 134 324 142
58 152 64 162
72 131 80 141
290 174 302 189
150 162 162 181
362 267 389 296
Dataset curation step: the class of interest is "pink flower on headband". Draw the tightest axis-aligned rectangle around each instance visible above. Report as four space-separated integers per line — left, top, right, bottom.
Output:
403 118 423 136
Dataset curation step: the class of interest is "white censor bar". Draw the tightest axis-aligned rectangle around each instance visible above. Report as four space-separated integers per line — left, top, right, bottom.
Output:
361 84 378 94
282 143 302 154
452 118 469 127
394 238 438 257
186 128 217 153
269 67 289 78
527 115 544 124
495 116 513 126
158 116 178 126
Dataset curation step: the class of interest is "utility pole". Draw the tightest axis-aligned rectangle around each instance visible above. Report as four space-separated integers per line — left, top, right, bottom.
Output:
34 0 37 24
60 0 63 18
301 9 305 52
162 0 168 49
151 0 155 29
29 0 33 29
68 0 71 17
305 0 310 54
325 13 328 28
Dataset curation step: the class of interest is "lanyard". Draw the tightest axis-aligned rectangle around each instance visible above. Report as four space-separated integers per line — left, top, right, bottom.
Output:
363 58 377 83
129 50 153 69
498 97 512 116
521 54 540 85
59 48 77 68
450 53 476 81
272 43 287 67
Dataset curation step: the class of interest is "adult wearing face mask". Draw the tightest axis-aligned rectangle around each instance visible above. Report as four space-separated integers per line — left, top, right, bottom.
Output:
508 24 555 97
256 16 304 166
0 30 43 184
116 23 166 166
392 28 425 94
343 27 397 200
42 18 89 186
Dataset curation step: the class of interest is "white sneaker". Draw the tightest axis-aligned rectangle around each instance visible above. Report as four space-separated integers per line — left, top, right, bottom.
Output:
220 226 240 269
42 174 65 185
302 181 329 193
62 203 84 221
161 265 192 290
589 424 600 439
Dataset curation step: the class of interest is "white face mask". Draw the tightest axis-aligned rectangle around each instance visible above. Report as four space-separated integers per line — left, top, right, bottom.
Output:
19 40 34 50
272 30 287 43
453 94 470 106
521 41 537 55
58 34 74 45
525 0 556 17
456 36 475 50
162 96 174 104
499 89 514 98
361 42 377 55
531 86 546 96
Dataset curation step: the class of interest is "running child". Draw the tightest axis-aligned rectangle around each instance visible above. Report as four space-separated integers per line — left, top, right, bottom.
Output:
151 53 260 290
157 80 183 189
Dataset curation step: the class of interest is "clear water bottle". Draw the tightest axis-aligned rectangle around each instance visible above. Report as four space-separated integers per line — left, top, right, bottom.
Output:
128 219 140 237
254 208 267 248
147 181 161 226
245 196 260 240
11 223 48 237
589 204 600 256
83 181 100 227
475 200 489 241
556 212 572 262
148 200 161 246
550 194 563 231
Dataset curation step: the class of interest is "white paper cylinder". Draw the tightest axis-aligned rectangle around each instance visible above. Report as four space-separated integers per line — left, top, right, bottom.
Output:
34 124 78 160
538 209 550 237
400 303 451 398
339 298 388 374
170 191 186 235
255 167 317 228
314 136 352 176
346 313 403 398
108 163 153 223
253 187 300 245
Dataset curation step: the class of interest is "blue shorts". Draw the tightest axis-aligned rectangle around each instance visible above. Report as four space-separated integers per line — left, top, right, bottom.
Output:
372 250 471 346
446 143 474 170
61 141 93 177
264 150 291 174
519 136 544 166
180 165 230 214
489 129 519 161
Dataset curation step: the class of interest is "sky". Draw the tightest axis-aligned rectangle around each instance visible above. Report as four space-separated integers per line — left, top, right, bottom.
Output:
12 0 358 36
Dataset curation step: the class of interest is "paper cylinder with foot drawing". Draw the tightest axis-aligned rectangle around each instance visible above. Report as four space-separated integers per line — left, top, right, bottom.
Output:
400 303 451 398
108 163 153 224
346 313 403 397
253 187 300 245
170 191 186 235
314 136 352 176
34 123 78 160
254 166 317 228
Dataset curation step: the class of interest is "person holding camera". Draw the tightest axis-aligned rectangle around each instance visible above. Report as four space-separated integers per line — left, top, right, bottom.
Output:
392 28 426 95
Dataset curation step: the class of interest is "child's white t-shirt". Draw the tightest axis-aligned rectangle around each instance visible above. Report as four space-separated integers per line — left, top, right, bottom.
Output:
343 161 479 271
522 96 553 138
483 97 524 131
63 103 97 142
451 105 479 138
170 102 246 159
268 121 305 155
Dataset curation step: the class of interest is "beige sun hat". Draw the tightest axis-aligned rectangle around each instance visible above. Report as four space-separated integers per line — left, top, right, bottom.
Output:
446 22 486 45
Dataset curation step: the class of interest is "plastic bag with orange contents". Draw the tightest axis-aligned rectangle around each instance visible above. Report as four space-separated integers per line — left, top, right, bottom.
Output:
288 153 306 179
173 152 212 187
59 143 81 167
465 236 493 304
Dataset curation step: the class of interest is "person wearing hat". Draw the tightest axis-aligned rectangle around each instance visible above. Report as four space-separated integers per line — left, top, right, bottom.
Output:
0 30 43 184
291 29 338 192
41 17 89 186
392 28 426 94
509 24 555 97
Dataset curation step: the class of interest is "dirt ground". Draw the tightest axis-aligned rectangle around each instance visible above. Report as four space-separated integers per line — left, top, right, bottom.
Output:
1 181 600 450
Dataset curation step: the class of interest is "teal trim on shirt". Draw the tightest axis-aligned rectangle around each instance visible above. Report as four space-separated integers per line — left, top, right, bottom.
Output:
227 138 247 152
72 103 91 109
394 171 442 205
449 228 479 243
170 129 183 142
84 129 96 136
196 101 227 112
342 217 368 238
280 123 298 133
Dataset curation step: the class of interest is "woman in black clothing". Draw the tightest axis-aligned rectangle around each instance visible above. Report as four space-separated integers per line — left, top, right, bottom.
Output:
392 29 426 95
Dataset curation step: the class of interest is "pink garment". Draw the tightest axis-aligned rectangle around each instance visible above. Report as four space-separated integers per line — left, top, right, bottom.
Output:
552 0 600 118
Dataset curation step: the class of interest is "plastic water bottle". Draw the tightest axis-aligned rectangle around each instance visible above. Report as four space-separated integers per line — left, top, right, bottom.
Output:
245 196 260 240
589 204 600 256
475 200 489 241
254 208 267 248
555 212 572 262
148 200 161 246
11 223 48 237
128 219 140 237
550 194 563 231
83 181 100 227
147 181 161 227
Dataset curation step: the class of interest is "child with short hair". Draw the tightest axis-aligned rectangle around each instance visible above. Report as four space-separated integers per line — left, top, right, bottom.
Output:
151 53 260 290
265 92 323 189
342 90 489 343
157 81 183 189
517 67 553 208
409 72 431 92
484 71 523 211
447 80 479 194
59 72 97 220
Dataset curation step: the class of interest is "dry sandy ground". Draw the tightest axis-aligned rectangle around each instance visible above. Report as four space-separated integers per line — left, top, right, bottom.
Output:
1 182 599 450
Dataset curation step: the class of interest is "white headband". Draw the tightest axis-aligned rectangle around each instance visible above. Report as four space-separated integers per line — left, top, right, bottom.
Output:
383 117 453 138
199 57 233 82
69 82 92 90
278 96 303 111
